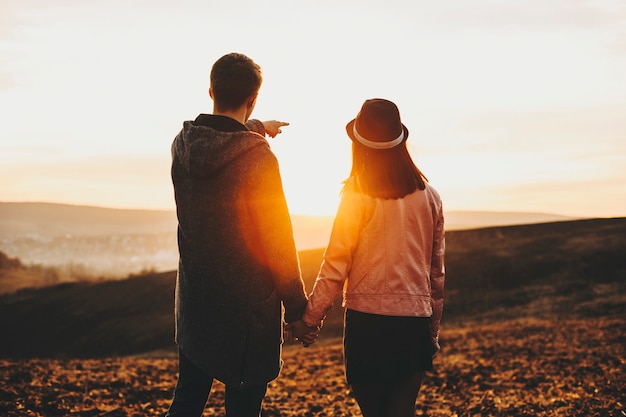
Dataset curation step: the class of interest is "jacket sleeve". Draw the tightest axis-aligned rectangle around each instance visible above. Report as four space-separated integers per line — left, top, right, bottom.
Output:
303 181 366 327
429 206 445 342
245 145 307 323
245 119 266 136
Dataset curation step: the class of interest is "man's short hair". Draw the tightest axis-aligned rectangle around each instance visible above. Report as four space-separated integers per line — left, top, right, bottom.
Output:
210 53 263 111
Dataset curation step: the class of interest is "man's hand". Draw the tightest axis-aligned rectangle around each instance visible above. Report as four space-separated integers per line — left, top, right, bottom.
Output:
432 339 441 359
262 120 289 138
286 320 320 348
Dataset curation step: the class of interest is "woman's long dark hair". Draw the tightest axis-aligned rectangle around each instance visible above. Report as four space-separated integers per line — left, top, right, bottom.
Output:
348 141 428 199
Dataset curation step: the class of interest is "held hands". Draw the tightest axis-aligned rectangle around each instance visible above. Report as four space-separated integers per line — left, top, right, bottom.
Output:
285 320 320 348
262 120 289 138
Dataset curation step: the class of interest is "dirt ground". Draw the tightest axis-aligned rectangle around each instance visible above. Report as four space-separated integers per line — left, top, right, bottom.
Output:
1 317 624 417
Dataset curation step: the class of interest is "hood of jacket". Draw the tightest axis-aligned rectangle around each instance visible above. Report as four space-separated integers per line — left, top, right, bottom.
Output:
172 120 268 178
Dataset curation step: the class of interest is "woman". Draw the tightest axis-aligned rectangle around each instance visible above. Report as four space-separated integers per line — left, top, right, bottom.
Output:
290 98 445 417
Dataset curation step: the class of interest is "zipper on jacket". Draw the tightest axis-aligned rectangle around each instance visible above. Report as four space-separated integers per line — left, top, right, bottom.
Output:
239 330 251 387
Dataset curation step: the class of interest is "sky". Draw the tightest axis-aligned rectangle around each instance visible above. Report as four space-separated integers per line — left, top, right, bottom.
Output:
0 0 625 218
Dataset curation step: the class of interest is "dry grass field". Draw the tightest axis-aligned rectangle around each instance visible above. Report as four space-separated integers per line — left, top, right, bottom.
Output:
1 218 624 416
1 317 623 416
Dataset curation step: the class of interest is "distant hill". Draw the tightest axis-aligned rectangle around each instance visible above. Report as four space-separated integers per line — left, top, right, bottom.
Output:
0 201 582 292
0 217 624 358
0 202 577 237
443 210 577 230
0 202 177 236
0 202 580 278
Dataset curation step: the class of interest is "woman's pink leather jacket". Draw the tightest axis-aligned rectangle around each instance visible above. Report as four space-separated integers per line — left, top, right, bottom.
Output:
303 178 445 342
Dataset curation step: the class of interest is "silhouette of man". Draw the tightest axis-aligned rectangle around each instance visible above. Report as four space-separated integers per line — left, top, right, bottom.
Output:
166 52 308 417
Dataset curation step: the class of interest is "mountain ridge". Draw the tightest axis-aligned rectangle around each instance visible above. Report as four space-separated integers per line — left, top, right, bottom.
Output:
0 201 589 285
0 201 580 235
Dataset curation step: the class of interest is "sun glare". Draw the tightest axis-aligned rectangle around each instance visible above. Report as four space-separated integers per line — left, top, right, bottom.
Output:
286 185 342 218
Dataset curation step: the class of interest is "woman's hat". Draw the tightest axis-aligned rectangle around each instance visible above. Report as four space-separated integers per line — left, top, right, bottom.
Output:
346 98 409 149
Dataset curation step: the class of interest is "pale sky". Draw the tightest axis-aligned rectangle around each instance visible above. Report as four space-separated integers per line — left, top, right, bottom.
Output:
1 0 625 218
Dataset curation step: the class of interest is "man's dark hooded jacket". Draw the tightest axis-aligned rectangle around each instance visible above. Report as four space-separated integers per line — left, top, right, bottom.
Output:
171 114 308 386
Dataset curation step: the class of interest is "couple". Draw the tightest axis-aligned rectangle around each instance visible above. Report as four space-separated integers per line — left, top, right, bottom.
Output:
166 52 445 417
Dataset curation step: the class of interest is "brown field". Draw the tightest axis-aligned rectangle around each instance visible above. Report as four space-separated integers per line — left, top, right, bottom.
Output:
2 218 625 416
1 317 623 417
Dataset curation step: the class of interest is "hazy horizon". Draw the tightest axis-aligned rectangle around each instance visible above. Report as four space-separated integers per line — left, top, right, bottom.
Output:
0 199 592 220
1 201 617 292
0 201 592 279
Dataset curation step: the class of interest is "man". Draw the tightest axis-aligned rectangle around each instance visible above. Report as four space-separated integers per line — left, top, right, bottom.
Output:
166 52 308 417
